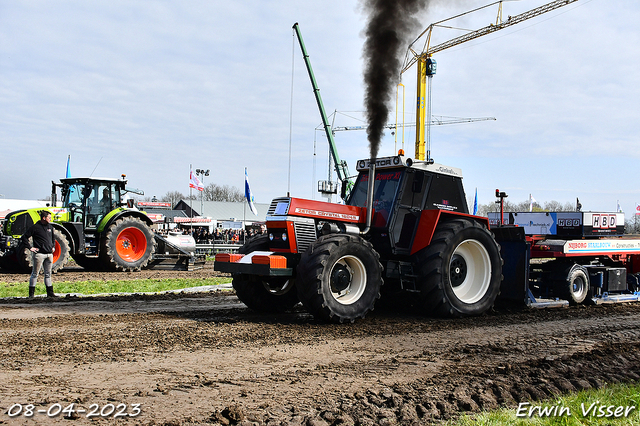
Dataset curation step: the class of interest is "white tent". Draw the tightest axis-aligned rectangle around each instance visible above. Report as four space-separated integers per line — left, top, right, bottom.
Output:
0 199 50 219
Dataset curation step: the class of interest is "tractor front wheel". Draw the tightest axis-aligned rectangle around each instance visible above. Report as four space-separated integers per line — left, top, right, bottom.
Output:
101 217 155 271
17 229 70 273
296 234 383 323
72 254 104 271
233 274 299 313
413 218 502 317
231 234 299 312
51 230 70 272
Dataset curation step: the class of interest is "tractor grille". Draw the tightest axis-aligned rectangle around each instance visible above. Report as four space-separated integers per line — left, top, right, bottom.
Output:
7 211 33 236
267 198 291 216
294 220 317 253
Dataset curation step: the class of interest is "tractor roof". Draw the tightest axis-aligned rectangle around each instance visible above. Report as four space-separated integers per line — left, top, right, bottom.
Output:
59 177 126 185
355 155 463 179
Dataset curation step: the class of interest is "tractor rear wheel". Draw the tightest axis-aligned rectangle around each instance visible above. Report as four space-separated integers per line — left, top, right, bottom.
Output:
101 216 155 271
232 235 299 312
296 234 383 323
413 218 502 317
16 230 70 273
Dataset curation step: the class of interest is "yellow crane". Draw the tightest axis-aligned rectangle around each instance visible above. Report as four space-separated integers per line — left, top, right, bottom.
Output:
402 0 580 162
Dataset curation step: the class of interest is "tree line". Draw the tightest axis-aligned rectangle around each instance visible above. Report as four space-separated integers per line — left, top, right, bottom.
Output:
477 198 640 234
141 183 244 205
476 199 576 217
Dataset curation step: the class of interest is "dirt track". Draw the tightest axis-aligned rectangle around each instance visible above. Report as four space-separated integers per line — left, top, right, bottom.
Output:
1 264 640 425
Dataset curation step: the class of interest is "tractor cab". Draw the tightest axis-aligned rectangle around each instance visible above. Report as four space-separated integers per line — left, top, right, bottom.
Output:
57 178 125 229
347 155 468 257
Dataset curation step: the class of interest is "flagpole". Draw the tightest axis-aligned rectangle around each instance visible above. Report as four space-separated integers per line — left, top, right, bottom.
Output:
189 164 193 236
243 167 247 244
473 187 478 216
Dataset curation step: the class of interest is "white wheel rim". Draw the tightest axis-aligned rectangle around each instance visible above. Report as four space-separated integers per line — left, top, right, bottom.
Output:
571 273 586 299
329 255 367 305
450 239 492 304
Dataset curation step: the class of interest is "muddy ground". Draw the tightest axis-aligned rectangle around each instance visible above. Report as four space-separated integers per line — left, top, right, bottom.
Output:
1 263 640 425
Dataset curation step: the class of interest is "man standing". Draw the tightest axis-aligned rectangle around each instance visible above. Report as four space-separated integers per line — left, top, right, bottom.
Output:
22 210 57 298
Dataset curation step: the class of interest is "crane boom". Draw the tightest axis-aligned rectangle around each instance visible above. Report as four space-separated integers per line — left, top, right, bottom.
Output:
292 23 352 198
402 0 580 161
330 116 496 132
402 0 579 73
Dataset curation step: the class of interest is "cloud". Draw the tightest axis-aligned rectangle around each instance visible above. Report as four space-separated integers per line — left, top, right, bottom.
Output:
0 0 638 214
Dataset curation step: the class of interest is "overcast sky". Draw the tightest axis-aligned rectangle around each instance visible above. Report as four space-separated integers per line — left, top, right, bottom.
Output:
1 0 639 216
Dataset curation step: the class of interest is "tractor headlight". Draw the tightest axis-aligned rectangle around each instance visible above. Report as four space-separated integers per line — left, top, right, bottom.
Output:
282 233 287 242
269 233 274 241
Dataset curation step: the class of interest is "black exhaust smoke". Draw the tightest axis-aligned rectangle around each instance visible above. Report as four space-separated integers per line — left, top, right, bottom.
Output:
362 0 431 160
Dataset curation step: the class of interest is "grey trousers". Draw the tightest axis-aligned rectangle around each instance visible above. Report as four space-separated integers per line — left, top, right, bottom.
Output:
29 252 53 288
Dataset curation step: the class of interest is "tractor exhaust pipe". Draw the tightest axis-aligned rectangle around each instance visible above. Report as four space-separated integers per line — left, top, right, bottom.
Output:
360 160 376 235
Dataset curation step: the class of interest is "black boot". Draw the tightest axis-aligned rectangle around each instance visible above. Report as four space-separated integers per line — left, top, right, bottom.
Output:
29 287 35 299
46 286 57 298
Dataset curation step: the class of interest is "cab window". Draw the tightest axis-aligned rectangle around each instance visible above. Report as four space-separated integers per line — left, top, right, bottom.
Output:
348 170 402 227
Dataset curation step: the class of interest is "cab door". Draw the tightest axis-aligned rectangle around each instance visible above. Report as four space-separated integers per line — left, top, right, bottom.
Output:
389 170 430 254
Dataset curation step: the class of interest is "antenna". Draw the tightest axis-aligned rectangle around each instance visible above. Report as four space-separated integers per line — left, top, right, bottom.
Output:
89 157 103 177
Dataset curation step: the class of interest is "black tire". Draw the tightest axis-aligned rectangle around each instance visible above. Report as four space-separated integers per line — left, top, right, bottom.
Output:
413 218 502 317
556 264 590 305
0 254 17 271
15 229 70 273
238 234 270 257
0 249 25 272
100 216 156 271
72 254 105 271
232 235 299 313
233 274 299 313
296 234 383 323
628 273 640 293
51 230 70 272
16 241 32 272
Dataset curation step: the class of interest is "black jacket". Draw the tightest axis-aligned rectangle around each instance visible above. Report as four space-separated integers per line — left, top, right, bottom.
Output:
22 220 55 254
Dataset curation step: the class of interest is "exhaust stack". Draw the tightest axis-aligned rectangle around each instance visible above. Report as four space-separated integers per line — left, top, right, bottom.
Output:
360 161 376 235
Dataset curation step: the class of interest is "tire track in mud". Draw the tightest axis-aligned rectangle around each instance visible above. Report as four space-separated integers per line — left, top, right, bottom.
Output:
0 295 639 425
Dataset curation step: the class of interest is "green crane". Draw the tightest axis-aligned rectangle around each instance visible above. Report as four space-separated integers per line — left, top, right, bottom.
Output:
292 23 353 199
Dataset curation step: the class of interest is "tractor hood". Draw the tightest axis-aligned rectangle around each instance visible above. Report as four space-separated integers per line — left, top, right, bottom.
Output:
266 197 366 224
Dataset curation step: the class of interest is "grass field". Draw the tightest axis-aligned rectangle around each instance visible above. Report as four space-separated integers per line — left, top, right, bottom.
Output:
446 382 640 426
0 277 232 298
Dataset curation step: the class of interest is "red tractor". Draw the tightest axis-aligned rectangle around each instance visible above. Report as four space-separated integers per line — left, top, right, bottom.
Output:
215 155 503 323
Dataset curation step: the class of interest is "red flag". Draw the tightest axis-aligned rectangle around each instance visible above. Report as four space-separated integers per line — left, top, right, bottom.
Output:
190 170 204 191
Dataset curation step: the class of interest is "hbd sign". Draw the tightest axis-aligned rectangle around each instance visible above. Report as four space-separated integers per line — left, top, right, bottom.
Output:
592 214 617 229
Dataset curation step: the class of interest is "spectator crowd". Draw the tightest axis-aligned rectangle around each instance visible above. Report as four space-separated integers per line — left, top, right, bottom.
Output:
154 225 265 244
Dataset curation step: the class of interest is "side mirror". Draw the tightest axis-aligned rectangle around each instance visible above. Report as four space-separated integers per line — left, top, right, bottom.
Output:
340 181 348 200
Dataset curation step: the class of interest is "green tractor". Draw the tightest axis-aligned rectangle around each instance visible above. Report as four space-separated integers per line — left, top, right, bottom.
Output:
0 176 156 273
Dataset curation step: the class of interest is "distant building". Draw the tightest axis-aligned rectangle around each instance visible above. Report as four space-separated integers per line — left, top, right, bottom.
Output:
0 199 51 220
142 200 270 232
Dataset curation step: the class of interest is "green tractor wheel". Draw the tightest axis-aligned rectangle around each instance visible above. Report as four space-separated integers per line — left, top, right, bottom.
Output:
100 216 156 271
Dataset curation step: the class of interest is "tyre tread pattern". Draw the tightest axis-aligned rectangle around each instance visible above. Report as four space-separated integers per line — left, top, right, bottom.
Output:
296 234 383 323
101 217 156 271
413 218 502 317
